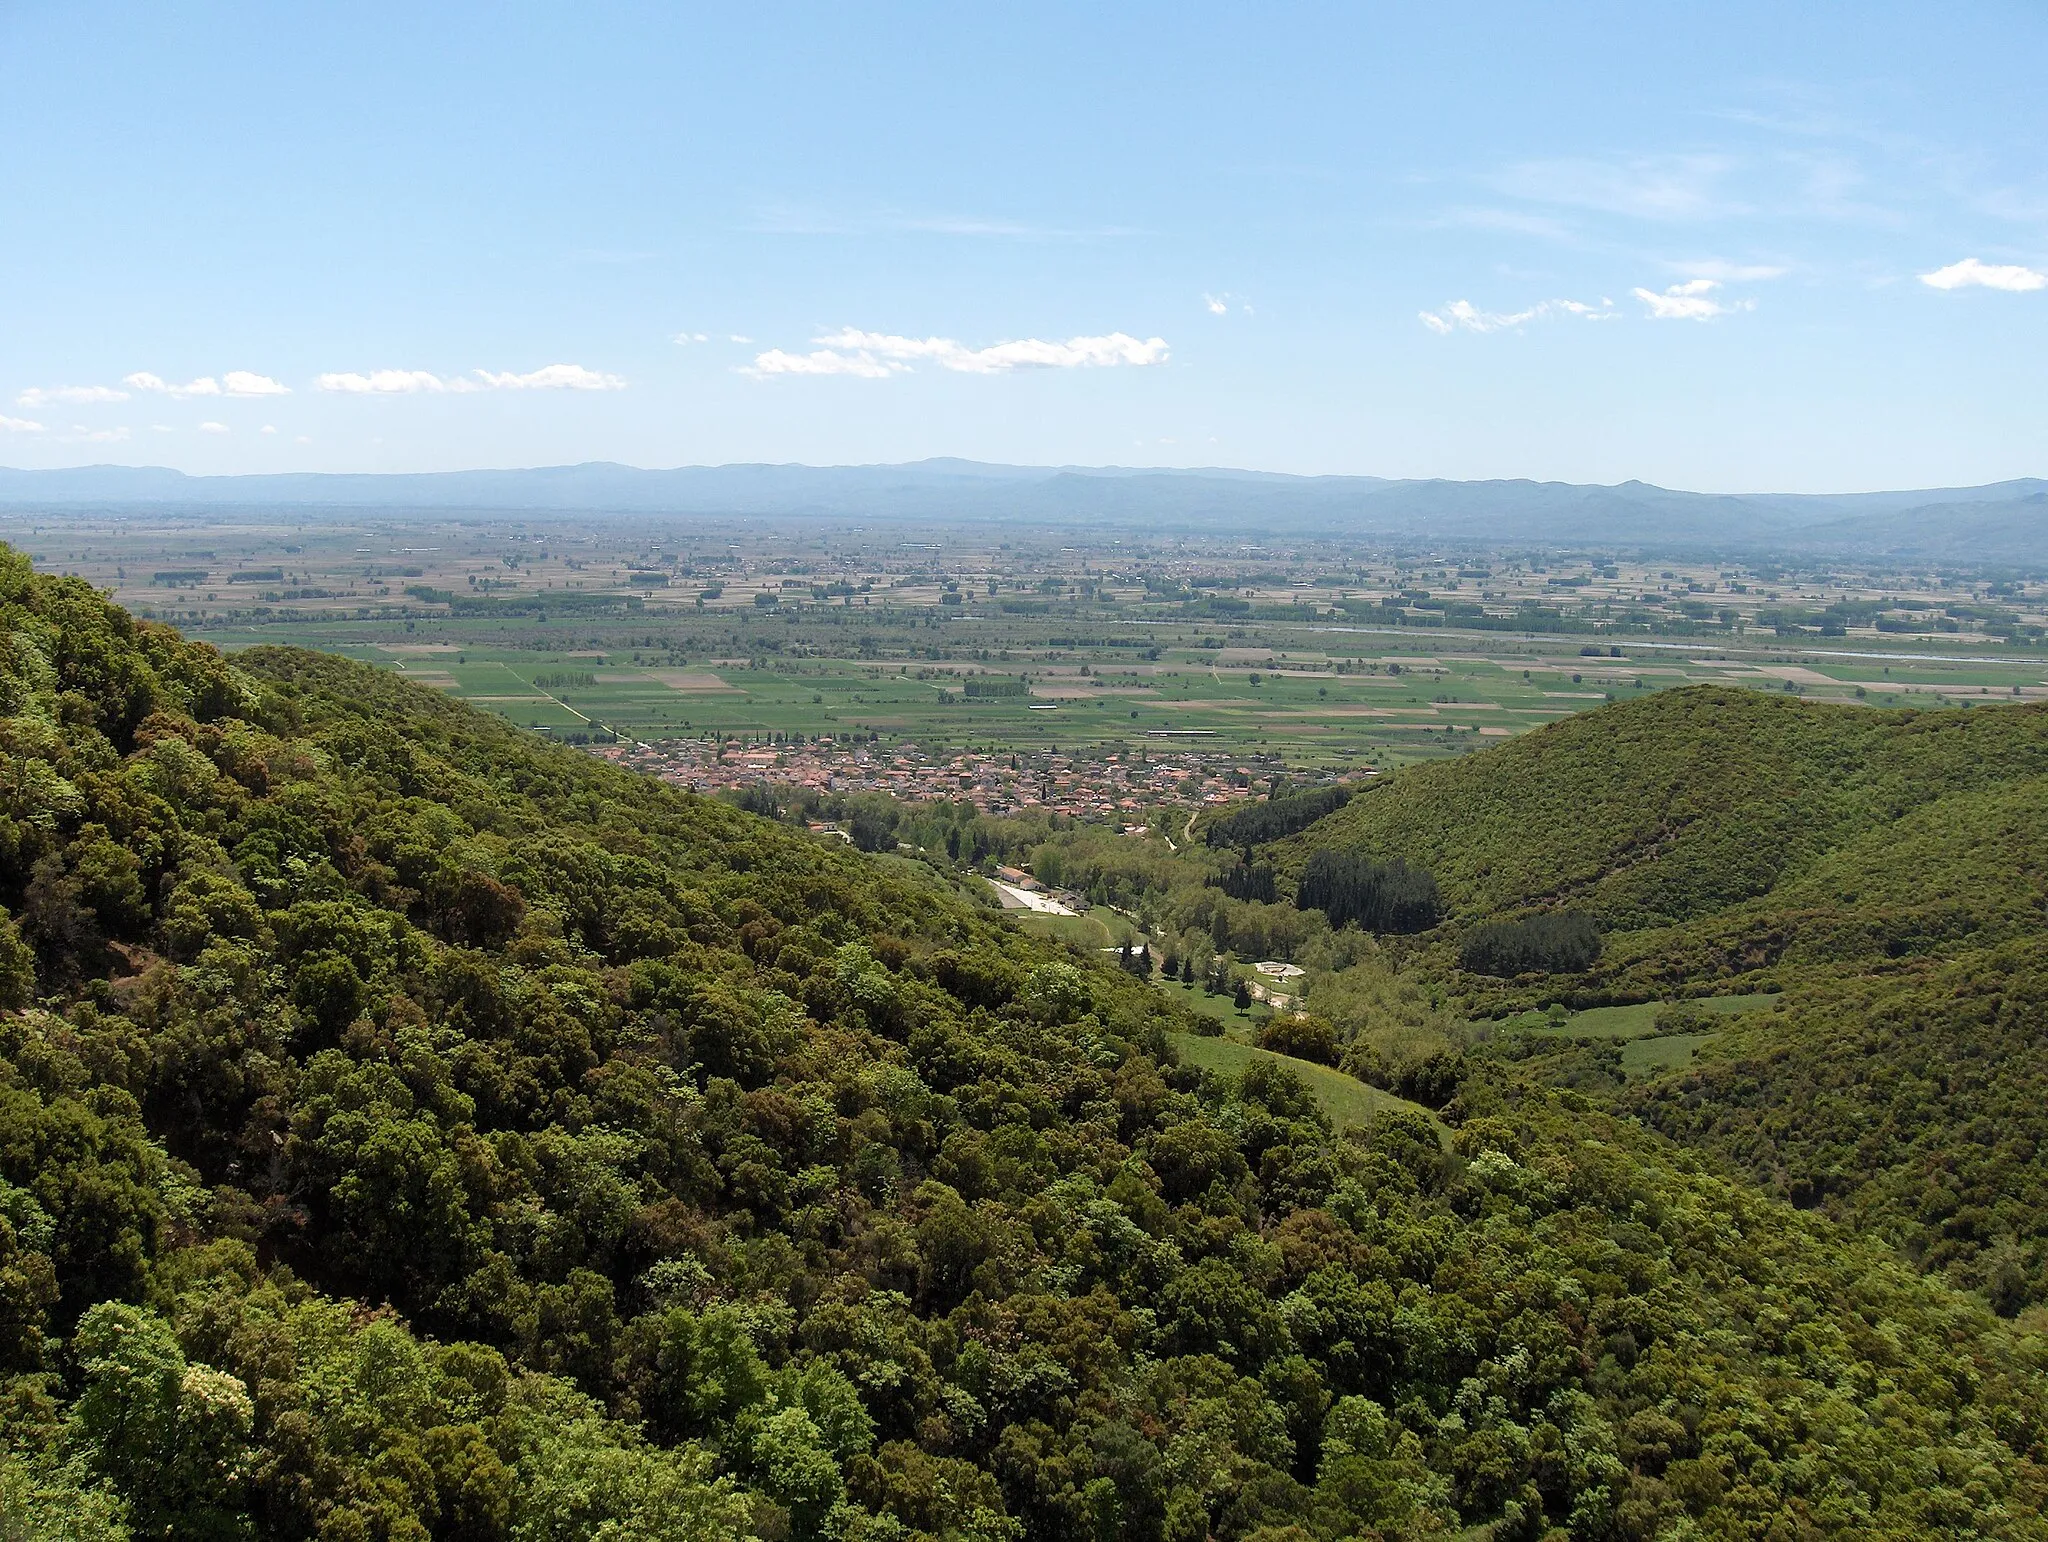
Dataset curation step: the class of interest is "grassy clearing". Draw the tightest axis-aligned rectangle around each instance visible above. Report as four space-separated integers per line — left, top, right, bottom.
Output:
1148 972 1436 1137
1010 906 1123 950
1519 991 1778 1041
1169 1032 1435 1135
1621 1031 1722 1077
1151 973 1268 1031
1493 992 1775 1080
1526 1002 1656 1038
1686 991 1780 1016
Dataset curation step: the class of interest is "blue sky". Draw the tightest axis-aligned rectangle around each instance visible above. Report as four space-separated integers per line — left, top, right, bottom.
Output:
1 1 2043 490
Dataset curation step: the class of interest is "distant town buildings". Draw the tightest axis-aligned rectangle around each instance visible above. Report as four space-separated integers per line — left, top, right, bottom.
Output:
591 736 1328 821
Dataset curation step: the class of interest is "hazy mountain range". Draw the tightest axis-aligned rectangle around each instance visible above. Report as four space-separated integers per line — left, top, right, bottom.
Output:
2 459 2044 562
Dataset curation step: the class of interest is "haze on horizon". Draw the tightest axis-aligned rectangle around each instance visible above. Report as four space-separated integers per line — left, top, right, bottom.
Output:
2 1 2043 494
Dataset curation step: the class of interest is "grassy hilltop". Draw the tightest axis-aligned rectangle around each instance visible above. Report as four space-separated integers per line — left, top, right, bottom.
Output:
1 548 2047 1540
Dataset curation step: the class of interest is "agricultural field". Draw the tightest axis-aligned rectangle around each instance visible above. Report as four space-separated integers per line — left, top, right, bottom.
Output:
262 631 2048 776
9 508 2048 786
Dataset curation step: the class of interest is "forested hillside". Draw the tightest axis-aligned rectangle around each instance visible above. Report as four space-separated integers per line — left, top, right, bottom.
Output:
1272 685 2048 1014
1270 684 2048 1320
1274 687 2048 931
1623 942 2048 1314
3 549 2048 1540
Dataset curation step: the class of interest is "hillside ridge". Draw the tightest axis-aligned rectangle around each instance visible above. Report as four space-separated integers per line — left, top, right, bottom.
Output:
4 461 2047 556
1275 684 2048 930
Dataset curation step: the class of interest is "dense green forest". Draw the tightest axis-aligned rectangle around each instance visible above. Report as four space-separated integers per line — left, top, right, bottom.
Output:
1272 686 2048 933
1261 687 2048 1319
3 549 2048 1540
1623 946 2048 1315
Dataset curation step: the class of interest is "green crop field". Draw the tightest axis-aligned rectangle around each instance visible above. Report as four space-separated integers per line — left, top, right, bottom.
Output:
306 635 1637 764
188 623 2048 777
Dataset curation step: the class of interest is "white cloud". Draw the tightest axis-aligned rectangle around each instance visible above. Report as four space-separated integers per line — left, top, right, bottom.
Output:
1418 297 1615 334
729 334 752 344
1919 257 2047 292
65 425 129 443
1632 277 1753 320
1421 300 1530 334
673 332 711 345
261 424 278 435
223 371 291 397
317 369 467 394
472 363 626 390
17 384 129 408
752 329 1170 378
198 421 229 434
320 364 625 393
128 369 287 399
747 348 900 378
0 414 44 433
125 372 223 398
1203 293 1229 315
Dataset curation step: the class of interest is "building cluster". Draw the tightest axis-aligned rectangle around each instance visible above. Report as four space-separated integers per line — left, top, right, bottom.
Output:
592 736 1324 820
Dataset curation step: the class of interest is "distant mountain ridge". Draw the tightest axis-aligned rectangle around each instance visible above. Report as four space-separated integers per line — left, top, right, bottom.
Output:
2 458 2045 559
